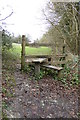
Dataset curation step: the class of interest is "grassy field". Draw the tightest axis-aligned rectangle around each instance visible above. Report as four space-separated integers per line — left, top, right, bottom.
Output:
9 43 52 58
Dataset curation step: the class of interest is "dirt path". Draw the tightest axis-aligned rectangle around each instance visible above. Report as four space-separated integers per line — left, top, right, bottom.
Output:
5 64 78 118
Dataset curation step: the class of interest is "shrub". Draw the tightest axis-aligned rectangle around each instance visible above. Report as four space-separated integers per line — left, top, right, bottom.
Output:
2 29 12 50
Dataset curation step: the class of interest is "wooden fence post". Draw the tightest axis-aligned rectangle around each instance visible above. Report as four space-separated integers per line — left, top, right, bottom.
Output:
63 45 65 54
21 35 25 70
63 40 66 54
62 43 66 67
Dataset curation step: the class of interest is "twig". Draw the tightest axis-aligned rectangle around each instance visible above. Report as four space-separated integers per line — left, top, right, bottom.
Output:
72 63 78 69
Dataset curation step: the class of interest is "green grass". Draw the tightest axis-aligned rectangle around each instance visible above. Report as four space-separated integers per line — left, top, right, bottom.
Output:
9 43 51 58
25 46 51 55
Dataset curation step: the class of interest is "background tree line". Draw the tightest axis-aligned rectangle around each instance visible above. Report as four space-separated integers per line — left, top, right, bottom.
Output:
39 2 79 55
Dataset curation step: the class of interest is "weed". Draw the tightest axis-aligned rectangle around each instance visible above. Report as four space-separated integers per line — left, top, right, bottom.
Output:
59 63 79 87
71 73 79 85
23 65 32 72
2 112 9 120
2 88 7 94
35 70 45 80
2 102 8 109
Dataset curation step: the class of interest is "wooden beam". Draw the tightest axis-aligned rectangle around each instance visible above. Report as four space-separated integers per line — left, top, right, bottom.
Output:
25 55 52 58
42 65 63 70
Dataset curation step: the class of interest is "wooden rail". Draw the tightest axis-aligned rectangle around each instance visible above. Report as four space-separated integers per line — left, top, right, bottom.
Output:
25 55 52 58
26 43 65 47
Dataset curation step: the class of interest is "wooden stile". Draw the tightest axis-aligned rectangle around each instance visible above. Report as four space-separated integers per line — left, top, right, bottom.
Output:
21 35 67 76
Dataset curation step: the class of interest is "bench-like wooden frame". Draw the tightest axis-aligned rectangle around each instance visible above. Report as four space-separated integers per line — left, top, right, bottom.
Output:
21 35 66 77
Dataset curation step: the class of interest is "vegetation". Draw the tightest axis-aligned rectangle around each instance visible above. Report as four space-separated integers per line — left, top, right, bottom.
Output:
8 43 79 87
40 2 79 55
2 41 79 119
1 1 79 118
9 43 51 57
13 35 30 44
2 29 13 49
2 49 17 119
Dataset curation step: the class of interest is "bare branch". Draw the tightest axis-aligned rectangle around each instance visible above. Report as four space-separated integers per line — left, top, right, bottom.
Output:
0 11 13 21
70 3 80 14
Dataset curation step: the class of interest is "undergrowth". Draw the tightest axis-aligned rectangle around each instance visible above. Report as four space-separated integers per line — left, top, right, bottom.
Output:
2 45 79 118
23 62 79 88
2 49 17 119
59 62 79 87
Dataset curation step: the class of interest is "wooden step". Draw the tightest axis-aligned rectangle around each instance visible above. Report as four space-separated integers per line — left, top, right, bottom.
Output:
42 65 63 71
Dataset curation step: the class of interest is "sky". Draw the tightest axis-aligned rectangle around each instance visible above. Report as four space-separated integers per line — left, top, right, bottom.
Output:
0 0 49 41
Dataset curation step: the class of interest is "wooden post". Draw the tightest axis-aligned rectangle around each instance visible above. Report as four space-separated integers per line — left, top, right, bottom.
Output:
63 45 65 54
21 35 25 70
62 42 66 67
56 43 58 55
58 70 63 78
35 63 40 75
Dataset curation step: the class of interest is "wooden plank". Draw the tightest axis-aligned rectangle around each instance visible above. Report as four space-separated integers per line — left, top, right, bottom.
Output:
42 65 63 71
32 58 47 63
42 64 63 78
27 43 53 47
25 59 33 63
25 58 48 66
25 55 52 58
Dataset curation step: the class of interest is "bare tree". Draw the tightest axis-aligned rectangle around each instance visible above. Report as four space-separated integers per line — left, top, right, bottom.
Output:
0 5 13 30
42 1 79 55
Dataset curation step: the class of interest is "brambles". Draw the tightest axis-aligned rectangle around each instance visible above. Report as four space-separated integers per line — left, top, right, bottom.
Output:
59 62 79 87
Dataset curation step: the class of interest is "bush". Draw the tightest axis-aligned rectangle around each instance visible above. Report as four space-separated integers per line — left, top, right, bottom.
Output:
60 63 79 86
2 29 12 49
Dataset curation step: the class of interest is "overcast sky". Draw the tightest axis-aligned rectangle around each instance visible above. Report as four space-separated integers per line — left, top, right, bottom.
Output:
0 0 49 41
